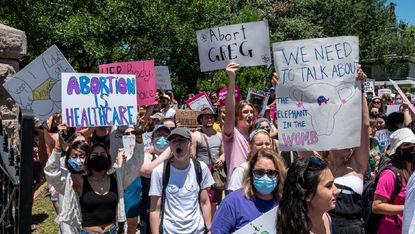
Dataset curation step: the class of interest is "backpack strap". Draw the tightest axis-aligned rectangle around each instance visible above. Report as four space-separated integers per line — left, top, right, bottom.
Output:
159 159 171 234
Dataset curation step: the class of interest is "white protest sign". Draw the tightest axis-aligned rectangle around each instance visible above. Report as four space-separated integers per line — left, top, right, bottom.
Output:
247 89 269 117
233 206 277 234
273 36 361 151
186 92 215 112
386 105 400 115
197 21 271 72
389 79 415 114
143 132 153 152
363 79 375 93
3 45 75 122
377 88 392 98
155 66 172 90
61 73 138 127
375 129 392 150
122 135 136 160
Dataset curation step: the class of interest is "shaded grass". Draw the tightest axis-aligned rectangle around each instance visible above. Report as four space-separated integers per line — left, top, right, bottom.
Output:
32 185 59 234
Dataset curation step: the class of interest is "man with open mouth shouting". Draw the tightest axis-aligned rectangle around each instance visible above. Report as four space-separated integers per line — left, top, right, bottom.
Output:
149 127 214 234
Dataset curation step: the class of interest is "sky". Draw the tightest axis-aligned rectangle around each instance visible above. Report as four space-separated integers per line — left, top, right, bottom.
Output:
387 0 415 25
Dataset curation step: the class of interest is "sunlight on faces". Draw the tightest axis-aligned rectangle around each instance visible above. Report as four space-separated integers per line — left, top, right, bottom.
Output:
163 119 176 129
251 132 272 155
376 117 386 130
70 148 86 164
201 114 215 127
309 168 339 212
169 136 192 161
253 157 278 177
238 105 255 129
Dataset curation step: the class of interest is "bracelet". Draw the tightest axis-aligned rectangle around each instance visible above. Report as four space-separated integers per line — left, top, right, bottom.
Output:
403 109 410 112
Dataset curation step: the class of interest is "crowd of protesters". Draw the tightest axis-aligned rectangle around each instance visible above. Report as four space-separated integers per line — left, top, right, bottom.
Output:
28 62 415 234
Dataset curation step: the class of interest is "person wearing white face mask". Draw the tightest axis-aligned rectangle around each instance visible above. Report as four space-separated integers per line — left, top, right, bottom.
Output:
139 125 172 234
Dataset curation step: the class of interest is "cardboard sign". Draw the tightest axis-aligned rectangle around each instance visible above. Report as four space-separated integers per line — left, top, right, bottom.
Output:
99 60 156 106
363 79 375 93
247 89 269 117
386 105 400 115
375 129 392 150
155 66 172 90
377 88 392 98
176 110 201 127
3 45 75 122
389 79 415 114
61 73 138 127
143 132 153 152
186 92 214 112
233 206 277 234
218 86 241 107
273 36 361 151
122 135 136 160
197 21 271 72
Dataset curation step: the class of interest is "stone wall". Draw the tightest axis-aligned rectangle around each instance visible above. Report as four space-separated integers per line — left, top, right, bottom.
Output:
0 24 27 141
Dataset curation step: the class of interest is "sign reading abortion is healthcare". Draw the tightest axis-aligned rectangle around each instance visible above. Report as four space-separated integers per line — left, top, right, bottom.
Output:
197 21 271 72
273 36 362 151
61 73 138 127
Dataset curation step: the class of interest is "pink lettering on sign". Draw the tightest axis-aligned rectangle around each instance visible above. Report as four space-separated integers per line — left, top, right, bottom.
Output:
281 131 318 146
218 86 241 107
99 60 156 106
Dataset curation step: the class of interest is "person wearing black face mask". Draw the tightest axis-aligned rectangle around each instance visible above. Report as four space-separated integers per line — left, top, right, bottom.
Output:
372 128 415 233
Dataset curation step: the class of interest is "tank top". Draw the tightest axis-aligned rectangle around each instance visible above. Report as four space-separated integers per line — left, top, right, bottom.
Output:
196 131 221 165
80 175 118 227
140 153 157 212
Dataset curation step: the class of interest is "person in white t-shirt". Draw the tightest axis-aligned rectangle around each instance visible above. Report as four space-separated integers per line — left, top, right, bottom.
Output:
159 94 176 119
149 127 214 234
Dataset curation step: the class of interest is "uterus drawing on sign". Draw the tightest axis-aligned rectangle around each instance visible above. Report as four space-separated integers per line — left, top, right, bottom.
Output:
289 82 355 136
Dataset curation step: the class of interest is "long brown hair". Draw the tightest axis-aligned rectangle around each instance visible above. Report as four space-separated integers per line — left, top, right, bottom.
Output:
235 100 257 126
83 143 112 176
242 149 286 200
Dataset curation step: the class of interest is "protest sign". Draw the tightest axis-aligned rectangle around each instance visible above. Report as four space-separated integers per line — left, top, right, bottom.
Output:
196 21 271 72
218 86 241 107
363 79 375 93
3 45 75 122
123 135 136 160
375 129 392 151
247 89 269 117
273 36 361 151
233 206 277 234
155 66 172 90
61 73 138 127
389 79 415 114
386 105 400 115
186 92 215 112
377 88 392 98
176 110 201 127
99 60 156 106
143 132 153 152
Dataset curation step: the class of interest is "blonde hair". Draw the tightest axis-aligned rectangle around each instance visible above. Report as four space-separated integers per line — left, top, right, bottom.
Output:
242 149 286 200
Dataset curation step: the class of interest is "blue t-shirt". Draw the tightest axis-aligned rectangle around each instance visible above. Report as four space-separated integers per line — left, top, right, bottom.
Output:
210 189 278 234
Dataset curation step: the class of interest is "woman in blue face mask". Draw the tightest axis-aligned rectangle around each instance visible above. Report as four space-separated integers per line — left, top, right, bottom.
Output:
66 141 90 174
210 149 286 234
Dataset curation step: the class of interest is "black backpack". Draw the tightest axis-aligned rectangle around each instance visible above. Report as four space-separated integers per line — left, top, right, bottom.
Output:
158 158 205 234
363 164 402 233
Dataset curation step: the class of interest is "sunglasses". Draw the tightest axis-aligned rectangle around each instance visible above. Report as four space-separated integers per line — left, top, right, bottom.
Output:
372 101 381 104
252 168 279 178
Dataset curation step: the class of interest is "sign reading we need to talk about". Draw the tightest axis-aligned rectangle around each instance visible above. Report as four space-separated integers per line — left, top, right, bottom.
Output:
273 36 362 151
61 73 138 127
197 21 271 72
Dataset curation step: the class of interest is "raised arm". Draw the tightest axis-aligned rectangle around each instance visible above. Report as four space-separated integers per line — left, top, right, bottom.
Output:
402 101 412 127
43 133 66 194
140 147 172 178
223 63 240 136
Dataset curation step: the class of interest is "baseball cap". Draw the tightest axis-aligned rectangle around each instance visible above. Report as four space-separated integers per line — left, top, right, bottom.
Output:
167 127 192 141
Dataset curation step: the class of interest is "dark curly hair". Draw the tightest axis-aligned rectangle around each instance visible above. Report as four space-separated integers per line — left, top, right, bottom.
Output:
277 156 328 234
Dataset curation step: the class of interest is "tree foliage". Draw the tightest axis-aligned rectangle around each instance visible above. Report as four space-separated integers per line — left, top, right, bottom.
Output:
0 0 414 102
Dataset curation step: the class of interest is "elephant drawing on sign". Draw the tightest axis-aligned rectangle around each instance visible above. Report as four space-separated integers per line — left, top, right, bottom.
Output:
289 82 356 136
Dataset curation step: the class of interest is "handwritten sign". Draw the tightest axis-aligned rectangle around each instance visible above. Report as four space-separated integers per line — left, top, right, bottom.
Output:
99 60 156 106
375 129 392 151
247 89 269 117
197 21 271 72
363 79 375 93
3 45 75 122
176 110 201 127
218 86 241 107
273 36 361 151
389 79 415 114
386 105 400 115
186 92 214 112
61 73 138 127
155 66 172 90
143 132 153 152
123 135 136 160
233 206 277 234
377 88 392 98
